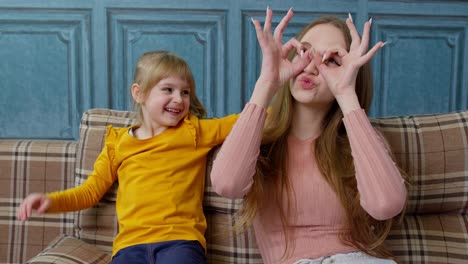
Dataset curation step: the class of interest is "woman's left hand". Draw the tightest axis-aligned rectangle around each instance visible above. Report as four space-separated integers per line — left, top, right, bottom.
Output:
316 15 385 99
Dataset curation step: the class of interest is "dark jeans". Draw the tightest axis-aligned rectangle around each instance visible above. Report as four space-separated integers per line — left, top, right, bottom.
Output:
111 240 205 264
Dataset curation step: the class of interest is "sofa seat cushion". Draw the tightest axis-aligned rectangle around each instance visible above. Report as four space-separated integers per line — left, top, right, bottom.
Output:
26 235 111 264
386 214 467 263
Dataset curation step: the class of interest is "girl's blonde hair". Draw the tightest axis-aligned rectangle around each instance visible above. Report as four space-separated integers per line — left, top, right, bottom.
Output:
132 51 206 123
236 16 407 260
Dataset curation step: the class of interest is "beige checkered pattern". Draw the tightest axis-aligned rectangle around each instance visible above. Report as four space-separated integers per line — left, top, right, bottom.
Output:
1 109 467 263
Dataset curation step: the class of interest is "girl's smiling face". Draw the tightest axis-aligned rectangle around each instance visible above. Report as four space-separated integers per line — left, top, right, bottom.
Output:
139 76 191 131
290 23 347 107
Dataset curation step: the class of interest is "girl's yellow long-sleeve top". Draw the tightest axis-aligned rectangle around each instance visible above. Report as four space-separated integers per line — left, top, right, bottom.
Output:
47 113 238 256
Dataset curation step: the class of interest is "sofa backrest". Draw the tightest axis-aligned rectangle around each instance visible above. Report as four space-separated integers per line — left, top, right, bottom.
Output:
73 108 468 263
74 108 262 262
371 111 468 214
372 110 468 263
74 109 135 252
0 140 77 263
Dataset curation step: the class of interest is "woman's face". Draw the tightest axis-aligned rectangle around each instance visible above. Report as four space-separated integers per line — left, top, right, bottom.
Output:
290 23 347 108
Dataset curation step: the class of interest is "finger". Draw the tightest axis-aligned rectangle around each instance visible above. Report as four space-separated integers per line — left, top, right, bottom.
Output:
322 47 348 62
263 7 273 34
316 59 330 79
292 49 312 75
357 41 384 66
37 200 48 214
359 19 371 55
335 47 348 58
321 50 344 68
252 19 266 47
282 38 303 58
26 200 33 219
273 8 293 40
346 17 361 51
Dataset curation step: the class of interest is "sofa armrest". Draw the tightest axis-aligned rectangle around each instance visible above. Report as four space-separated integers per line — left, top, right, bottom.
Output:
26 234 110 264
0 140 77 263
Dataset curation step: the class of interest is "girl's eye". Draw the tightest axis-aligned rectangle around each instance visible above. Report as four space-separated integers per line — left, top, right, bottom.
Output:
162 87 172 92
182 90 190 96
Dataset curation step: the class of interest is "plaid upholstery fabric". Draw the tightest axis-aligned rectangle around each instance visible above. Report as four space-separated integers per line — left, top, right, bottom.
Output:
205 148 263 263
26 234 110 264
372 110 468 215
72 108 468 263
0 140 76 263
74 109 135 253
372 110 468 263
2 108 467 263
387 214 468 264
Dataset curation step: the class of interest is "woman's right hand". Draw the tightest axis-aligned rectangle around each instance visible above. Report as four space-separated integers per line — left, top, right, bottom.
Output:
17 193 51 221
250 7 311 107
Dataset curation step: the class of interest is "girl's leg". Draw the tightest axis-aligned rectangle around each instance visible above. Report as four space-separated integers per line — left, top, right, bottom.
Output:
155 240 206 264
110 244 150 264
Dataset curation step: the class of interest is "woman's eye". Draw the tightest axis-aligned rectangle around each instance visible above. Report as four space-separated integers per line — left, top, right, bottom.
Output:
325 58 341 66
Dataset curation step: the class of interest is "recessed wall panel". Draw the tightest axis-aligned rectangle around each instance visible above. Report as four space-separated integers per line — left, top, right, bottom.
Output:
371 16 466 117
108 9 227 117
0 9 91 139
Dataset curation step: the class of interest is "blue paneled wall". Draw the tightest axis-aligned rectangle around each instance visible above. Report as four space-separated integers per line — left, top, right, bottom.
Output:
0 0 467 139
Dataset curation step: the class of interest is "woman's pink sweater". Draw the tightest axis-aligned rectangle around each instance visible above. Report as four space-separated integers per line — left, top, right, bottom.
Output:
211 103 407 264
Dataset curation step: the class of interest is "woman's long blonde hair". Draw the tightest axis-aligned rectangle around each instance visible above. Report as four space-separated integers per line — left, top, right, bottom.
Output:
132 51 206 123
236 16 405 260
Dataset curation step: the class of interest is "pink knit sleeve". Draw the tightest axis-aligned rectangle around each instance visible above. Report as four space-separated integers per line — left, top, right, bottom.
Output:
343 109 407 220
210 103 267 199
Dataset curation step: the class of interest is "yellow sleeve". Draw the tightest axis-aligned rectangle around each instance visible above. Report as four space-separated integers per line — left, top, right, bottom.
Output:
198 113 239 147
47 127 118 213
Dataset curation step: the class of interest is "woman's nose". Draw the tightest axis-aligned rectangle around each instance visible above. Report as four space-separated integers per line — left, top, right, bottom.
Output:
303 52 322 75
304 60 319 75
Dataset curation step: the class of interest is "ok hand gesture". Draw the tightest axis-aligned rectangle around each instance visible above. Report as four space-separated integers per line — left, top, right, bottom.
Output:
317 15 385 101
250 7 311 107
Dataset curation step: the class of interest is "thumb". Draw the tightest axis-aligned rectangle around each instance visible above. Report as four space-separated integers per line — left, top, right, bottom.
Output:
316 61 331 80
36 197 50 214
291 49 311 76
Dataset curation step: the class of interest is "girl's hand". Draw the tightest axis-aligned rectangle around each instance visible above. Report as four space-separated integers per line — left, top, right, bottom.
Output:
250 7 311 107
17 193 51 221
316 15 385 99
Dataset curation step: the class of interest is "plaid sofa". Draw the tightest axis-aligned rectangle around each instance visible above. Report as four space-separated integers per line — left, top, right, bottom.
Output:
1 108 467 264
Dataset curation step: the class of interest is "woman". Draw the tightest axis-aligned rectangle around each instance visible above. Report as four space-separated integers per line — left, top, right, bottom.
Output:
211 7 407 264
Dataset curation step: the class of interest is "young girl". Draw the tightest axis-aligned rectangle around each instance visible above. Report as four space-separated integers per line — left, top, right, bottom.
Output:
17 51 238 264
211 8 407 264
